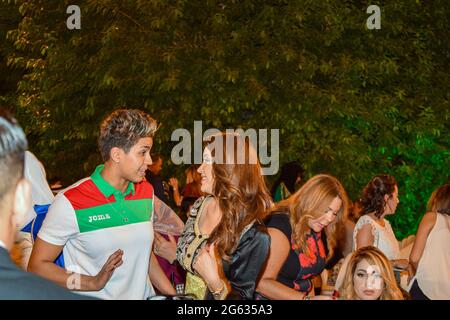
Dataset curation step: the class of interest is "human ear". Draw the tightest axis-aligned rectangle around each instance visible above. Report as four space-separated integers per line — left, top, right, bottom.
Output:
11 178 31 229
110 147 122 163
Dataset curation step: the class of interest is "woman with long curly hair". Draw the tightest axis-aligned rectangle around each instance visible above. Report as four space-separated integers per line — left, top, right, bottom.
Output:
176 133 272 300
353 174 408 269
339 246 403 300
255 174 349 300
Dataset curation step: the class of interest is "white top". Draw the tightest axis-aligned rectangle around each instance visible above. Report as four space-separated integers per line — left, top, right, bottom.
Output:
0 240 6 249
415 213 450 299
38 177 155 300
353 215 400 260
21 151 54 229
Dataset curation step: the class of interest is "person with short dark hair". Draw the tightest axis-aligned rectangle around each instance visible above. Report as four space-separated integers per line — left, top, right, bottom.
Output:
28 109 176 299
271 161 304 202
145 154 164 198
0 108 84 299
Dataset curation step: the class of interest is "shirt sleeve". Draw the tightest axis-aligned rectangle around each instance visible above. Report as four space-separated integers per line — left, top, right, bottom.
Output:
266 213 292 241
37 193 79 246
224 227 271 300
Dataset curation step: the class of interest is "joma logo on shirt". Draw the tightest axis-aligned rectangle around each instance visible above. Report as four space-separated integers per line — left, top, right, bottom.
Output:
88 214 111 223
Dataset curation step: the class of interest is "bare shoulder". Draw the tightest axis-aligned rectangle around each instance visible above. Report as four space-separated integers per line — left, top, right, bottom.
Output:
419 212 437 230
203 196 219 212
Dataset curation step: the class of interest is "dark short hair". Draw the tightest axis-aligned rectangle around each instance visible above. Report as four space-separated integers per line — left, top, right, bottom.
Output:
0 108 28 203
98 109 157 161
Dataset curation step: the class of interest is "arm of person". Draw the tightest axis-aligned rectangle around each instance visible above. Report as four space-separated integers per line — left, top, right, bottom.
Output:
148 251 176 295
169 178 183 207
409 212 437 275
28 237 123 291
154 232 177 264
193 243 231 300
355 223 374 249
153 195 185 236
256 227 307 300
224 229 271 300
28 193 123 292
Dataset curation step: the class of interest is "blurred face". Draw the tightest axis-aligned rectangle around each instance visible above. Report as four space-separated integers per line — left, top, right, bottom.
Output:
119 137 153 183
149 157 163 175
385 185 399 215
353 259 384 300
198 147 214 195
308 196 342 233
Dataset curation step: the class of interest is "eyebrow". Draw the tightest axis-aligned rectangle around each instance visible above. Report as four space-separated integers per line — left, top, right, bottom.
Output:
356 269 367 273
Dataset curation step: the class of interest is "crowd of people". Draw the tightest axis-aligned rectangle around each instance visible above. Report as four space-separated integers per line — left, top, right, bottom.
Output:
0 107 448 300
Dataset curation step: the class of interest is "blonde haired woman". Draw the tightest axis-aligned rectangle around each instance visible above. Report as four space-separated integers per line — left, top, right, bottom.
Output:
256 174 349 300
339 246 403 300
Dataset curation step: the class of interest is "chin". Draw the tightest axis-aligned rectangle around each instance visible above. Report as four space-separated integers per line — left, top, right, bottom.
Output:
132 176 144 183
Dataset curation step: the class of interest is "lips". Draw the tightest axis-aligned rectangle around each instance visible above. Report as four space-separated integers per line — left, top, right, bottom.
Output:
363 290 375 296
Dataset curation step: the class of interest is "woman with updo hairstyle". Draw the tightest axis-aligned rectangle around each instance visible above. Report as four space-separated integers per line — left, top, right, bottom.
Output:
353 174 408 269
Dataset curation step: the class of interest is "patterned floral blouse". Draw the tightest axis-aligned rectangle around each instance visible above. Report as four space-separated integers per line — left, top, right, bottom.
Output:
262 212 328 294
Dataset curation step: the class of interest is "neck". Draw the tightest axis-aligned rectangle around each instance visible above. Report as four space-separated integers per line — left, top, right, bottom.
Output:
369 212 385 220
101 162 129 194
0 223 11 251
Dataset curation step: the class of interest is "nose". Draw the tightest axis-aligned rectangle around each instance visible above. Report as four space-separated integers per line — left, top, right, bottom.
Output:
198 163 204 173
326 212 336 224
145 153 152 166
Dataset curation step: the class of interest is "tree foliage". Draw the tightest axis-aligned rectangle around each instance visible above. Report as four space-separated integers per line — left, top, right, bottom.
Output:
1 0 449 238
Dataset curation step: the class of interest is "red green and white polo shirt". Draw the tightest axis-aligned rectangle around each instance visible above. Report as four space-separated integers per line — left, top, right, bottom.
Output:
38 164 155 300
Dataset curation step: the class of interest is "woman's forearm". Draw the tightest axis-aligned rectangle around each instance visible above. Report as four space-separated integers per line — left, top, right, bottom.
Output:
257 278 306 300
149 252 176 295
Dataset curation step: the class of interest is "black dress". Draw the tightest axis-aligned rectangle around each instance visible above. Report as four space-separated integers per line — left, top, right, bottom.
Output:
257 212 328 297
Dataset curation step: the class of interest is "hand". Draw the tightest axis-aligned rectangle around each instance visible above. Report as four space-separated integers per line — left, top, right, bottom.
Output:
311 294 335 300
154 232 177 263
406 263 415 284
90 249 123 291
169 178 179 189
393 259 409 270
193 243 222 291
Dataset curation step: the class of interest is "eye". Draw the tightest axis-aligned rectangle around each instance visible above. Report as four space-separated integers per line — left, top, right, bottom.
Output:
325 208 338 216
356 272 365 278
